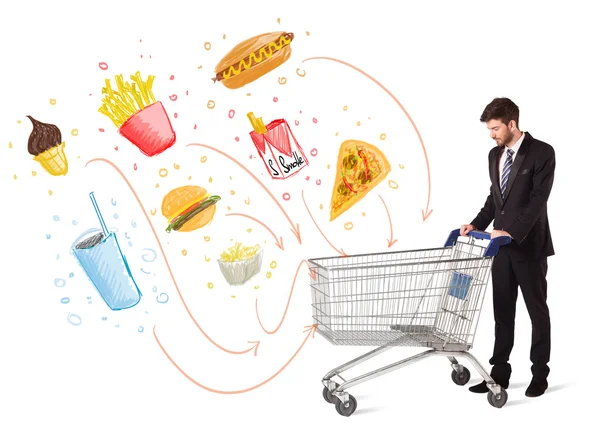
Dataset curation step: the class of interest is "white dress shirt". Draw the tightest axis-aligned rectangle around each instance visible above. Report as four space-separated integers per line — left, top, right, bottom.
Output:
498 132 525 180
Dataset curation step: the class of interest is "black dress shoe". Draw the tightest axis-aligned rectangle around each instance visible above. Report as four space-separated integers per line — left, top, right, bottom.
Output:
525 377 548 397
469 380 509 393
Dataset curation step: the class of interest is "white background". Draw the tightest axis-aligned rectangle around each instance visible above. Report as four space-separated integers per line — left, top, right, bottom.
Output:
1 0 598 427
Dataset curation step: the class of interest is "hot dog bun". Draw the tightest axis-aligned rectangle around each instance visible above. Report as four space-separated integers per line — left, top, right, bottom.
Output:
161 185 217 232
214 31 294 90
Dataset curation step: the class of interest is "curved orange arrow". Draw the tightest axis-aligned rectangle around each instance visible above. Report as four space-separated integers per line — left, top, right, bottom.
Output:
86 158 259 356
301 189 347 257
226 213 284 250
186 143 302 243
153 324 318 394
256 259 316 335
302 56 433 222
379 195 398 248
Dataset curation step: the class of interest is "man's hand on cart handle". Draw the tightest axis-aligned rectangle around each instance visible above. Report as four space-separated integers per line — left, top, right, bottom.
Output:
491 229 513 239
460 224 476 236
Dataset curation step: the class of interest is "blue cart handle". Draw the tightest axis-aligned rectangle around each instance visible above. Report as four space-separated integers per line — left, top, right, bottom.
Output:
444 229 511 257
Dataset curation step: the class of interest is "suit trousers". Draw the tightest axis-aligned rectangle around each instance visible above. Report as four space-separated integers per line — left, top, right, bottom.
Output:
488 246 551 382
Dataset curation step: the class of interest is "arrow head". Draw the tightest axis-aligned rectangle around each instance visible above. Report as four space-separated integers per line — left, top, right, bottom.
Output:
274 237 284 250
303 323 319 338
421 208 433 222
247 340 260 356
290 224 302 244
387 238 398 248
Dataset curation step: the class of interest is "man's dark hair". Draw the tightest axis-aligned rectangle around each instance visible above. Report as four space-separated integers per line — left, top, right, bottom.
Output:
480 97 519 128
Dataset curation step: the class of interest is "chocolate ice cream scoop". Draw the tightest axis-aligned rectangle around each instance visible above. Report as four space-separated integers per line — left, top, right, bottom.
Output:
27 115 62 156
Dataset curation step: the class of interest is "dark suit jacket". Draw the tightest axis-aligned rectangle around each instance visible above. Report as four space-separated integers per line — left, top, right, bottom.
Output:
471 132 555 260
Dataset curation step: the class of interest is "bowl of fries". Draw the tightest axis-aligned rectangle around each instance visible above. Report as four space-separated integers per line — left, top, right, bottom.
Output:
218 242 263 286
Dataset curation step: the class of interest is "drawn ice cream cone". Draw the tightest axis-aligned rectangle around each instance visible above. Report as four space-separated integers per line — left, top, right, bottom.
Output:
27 115 69 176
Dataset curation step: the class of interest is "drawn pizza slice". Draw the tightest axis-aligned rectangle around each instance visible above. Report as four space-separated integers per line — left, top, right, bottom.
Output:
330 139 391 221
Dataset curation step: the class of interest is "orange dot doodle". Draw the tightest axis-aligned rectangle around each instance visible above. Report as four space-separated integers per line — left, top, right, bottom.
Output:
155 183 160 188
205 255 210 262
278 77 287 85
174 163 180 170
150 208 157 216
296 68 306 77
230 190 235 195
356 121 361 126
388 180 399 189
277 18 280 24
204 236 210 242
380 133 387 140
343 105 348 111
71 129 79 136
306 31 310 36
399 164 405 169
182 249 188 256
204 42 211 50
209 176 213 182
32 171 37 176
207 100 215 109
320 204 323 209
8 142 12 149
200 156 207 163
159 168 168 177
344 222 354 230
362 212 366 216
13 174 17 180
50 99 56 105
48 190 53 196
223 34 226 40
244 197 250 205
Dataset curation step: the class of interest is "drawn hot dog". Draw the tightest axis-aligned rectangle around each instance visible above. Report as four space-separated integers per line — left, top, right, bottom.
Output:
212 31 294 89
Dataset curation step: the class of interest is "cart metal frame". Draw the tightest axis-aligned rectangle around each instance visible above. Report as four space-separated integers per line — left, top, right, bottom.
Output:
308 229 511 416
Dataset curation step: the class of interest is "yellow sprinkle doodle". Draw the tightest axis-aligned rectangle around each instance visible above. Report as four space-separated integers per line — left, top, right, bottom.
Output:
13 174 17 180
380 133 387 140
8 142 12 148
209 176 213 182
71 129 79 136
277 17 280 24
278 77 287 85
229 176 232 180
270 261 277 269
174 163 180 170
356 121 361 126
198 65 203 70
335 132 339 136
266 272 272 278
204 42 211 50
159 168 168 177
50 99 56 105
208 282 214 289
48 190 53 196
306 31 310 36
204 236 210 242
205 255 210 262
231 295 236 298
327 164 330 169
343 105 348 111
201 156 207 163
32 171 37 176
296 68 306 77
399 164 405 169
388 180 399 189
223 34 226 40
207 100 215 109
155 183 160 188
188 176 192 180
246 228 252 233
362 212 366 216
320 204 323 209
254 285 260 289
230 190 235 195
227 206 231 211
244 197 250 205
247 93 251 96
150 208 157 216
344 222 354 230
17 120 21 124
182 249 188 256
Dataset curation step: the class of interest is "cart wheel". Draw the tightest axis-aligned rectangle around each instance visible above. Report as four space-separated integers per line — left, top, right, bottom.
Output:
322 383 339 404
335 394 357 417
451 368 471 386
487 388 508 408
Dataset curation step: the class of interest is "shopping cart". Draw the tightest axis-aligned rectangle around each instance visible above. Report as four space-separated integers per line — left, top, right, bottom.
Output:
307 229 511 416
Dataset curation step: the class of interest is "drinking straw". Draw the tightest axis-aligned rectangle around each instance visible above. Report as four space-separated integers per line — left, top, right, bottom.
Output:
89 191 109 237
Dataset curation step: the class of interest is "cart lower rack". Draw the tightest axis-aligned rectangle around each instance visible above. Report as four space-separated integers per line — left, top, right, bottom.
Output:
308 229 511 416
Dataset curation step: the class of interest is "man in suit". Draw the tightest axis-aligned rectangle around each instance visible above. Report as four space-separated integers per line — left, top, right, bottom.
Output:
460 97 555 398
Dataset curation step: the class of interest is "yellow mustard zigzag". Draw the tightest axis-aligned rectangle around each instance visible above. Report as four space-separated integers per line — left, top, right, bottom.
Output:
223 34 292 79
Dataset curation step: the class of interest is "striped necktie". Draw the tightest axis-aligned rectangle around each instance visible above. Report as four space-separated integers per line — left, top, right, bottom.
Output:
500 148 514 199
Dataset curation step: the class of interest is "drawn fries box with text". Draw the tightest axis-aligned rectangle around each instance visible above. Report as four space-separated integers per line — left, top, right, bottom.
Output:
247 112 308 179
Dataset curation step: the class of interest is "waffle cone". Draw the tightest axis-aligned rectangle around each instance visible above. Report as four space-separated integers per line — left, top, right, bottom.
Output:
34 142 68 176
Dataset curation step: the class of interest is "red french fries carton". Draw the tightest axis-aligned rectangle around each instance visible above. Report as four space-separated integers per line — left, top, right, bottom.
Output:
247 112 308 180
119 101 176 157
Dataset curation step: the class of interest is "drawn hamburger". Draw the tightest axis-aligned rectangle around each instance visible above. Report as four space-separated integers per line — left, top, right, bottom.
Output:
161 185 220 233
